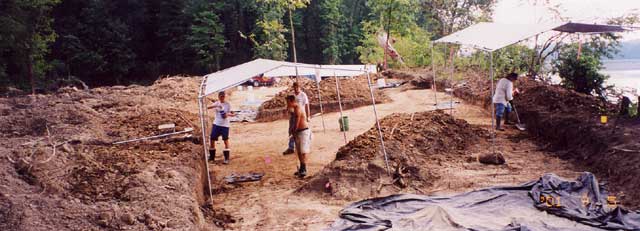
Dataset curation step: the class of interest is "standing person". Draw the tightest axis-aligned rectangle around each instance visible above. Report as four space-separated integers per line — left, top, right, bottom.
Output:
283 82 311 155
492 73 518 131
207 91 235 164
286 95 311 178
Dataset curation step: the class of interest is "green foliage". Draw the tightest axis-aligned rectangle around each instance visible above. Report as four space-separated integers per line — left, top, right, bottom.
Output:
554 45 609 96
393 26 434 68
188 3 226 72
0 0 60 90
421 0 495 37
251 0 289 60
319 0 344 64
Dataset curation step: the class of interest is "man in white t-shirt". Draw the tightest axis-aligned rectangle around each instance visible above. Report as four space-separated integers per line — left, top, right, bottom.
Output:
283 82 311 155
492 73 519 131
207 91 235 164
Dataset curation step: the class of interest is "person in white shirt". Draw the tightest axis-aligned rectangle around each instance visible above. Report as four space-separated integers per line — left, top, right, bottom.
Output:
283 82 311 155
207 91 235 164
492 73 519 131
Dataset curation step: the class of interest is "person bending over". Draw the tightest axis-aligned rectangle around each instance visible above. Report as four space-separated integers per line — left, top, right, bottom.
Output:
492 73 519 131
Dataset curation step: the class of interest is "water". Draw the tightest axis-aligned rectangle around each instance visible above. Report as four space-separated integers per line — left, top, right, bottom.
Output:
601 59 640 102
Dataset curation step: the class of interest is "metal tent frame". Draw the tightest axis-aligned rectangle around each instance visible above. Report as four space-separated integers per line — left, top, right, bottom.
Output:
431 22 631 154
197 63 390 205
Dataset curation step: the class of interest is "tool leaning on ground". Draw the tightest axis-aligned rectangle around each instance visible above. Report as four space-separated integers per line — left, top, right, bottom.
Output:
511 104 526 131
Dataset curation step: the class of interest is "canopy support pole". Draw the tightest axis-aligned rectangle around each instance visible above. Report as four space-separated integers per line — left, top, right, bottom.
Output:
431 43 438 106
488 51 496 154
315 68 326 133
316 81 326 132
334 72 347 144
449 46 455 114
197 96 214 206
365 71 390 174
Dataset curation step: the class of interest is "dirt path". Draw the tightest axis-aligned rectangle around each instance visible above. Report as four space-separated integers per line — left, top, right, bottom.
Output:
209 87 583 230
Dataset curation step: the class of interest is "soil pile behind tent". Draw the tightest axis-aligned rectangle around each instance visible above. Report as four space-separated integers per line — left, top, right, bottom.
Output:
0 76 231 230
381 69 438 90
255 75 391 121
297 110 487 200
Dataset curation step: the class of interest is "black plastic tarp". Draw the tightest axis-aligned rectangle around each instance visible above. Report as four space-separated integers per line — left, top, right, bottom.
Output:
328 173 640 230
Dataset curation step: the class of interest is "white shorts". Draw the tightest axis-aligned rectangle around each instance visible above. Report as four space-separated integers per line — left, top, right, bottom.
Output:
295 129 311 154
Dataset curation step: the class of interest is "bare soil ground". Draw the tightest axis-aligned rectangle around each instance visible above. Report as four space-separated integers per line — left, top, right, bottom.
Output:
212 87 584 230
255 75 391 122
0 76 228 230
1 73 622 231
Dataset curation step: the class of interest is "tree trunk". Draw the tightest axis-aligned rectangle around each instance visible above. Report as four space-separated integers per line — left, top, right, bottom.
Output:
383 6 393 70
28 54 35 95
288 6 299 83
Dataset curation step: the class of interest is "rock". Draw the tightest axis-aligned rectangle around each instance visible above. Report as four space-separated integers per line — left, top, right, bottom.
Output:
61 143 74 153
478 152 506 165
120 213 136 225
96 211 112 227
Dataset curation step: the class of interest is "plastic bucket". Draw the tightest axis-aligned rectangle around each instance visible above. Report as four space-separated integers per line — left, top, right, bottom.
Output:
339 116 349 132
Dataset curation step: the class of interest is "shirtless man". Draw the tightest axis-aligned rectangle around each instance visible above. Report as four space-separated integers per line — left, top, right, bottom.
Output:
286 95 311 178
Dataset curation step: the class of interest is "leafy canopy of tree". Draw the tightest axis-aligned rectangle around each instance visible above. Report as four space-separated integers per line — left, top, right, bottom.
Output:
1 0 499 91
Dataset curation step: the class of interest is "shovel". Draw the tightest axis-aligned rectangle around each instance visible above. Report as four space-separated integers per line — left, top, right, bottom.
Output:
512 104 526 131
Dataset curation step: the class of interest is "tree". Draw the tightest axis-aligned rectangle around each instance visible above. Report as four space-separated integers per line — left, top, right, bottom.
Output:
421 0 494 38
554 45 609 97
319 0 344 64
0 0 60 93
366 0 418 68
188 4 226 72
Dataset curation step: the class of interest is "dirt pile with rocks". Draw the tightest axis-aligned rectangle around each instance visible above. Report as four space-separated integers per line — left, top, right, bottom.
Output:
381 69 438 90
0 76 232 230
256 75 391 121
513 84 640 208
426 68 640 208
297 110 487 200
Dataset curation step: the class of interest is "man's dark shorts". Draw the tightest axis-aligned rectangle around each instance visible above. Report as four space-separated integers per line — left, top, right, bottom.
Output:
210 125 229 141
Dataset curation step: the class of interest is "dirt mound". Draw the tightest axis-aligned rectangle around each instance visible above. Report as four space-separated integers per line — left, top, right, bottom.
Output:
426 68 640 208
297 110 487 200
0 76 230 230
382 69 437 89
513 84 640 208
256 75 391 121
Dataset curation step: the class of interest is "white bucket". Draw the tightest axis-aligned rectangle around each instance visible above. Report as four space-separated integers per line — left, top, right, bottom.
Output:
377 78 386 88
237 86 244 91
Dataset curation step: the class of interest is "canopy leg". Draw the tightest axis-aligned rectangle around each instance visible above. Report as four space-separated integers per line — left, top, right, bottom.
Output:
334 73 348 144
488 52 496 154
316 80 326 133
449 46 455 114
431 43 438 107
198 97 214 206
365 72 390 175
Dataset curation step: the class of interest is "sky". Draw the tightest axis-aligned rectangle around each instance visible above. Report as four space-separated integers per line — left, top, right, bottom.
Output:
492 0 640 41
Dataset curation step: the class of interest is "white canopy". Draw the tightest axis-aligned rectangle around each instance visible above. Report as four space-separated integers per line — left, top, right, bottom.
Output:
434 22 630 52
435 22 562 51
201 58 376 97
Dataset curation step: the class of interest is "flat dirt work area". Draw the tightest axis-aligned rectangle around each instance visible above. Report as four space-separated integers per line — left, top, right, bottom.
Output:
212 86 584 230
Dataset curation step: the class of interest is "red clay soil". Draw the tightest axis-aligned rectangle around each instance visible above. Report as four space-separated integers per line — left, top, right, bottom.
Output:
297 110 488 200
0 77 233 230
430 69 640 208
255 75 391 121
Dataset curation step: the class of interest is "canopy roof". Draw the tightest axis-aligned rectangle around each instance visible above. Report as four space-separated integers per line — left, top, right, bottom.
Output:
435 22 630 52
200 59 375 97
